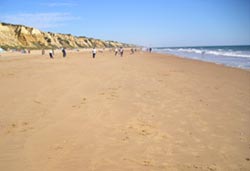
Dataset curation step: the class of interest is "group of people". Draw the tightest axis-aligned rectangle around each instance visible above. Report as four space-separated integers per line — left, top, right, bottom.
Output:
43 47 131 59
130 48 137 54
114 47 124 57
47 48 66 59
147 48 152 53
93 47 124 58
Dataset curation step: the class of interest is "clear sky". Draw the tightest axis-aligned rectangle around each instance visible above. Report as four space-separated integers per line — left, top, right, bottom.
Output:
0 0 250 47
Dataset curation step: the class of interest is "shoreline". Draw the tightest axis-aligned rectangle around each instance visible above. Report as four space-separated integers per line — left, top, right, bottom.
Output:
153 46 250 70
154 51 250 72
2 48 250 71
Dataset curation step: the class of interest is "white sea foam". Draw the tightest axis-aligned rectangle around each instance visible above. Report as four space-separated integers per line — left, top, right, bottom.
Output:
157 48 250 58
154 46 250 69
177 48 203 54
204 50 250 58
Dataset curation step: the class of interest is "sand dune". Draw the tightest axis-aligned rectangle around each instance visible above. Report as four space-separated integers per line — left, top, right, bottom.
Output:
0 50 250 171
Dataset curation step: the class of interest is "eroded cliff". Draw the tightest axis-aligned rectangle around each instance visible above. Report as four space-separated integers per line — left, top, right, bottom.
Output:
0 22 130 49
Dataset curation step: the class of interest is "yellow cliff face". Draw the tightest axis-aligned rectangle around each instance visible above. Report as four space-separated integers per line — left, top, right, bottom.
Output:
0 22 131 49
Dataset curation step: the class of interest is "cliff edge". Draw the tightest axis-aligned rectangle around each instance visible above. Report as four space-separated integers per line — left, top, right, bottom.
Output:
0 22 131 49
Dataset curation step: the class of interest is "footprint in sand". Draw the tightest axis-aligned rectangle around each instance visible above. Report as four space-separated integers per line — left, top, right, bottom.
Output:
54 145 64 151
81 97 87 104
163 73 169 77
158 79 164 83
5 123 18 134
125 158 154 167
33 100 42 104
6 121 33 133
122 119 171 143
140 129 151 136
8 73 15 76
127 120 156 137
107 89 119 100
20 122 34 132
122 136 129 141
99 87 121 100
1 72 15 78
143 160 152 166
72 97 87 109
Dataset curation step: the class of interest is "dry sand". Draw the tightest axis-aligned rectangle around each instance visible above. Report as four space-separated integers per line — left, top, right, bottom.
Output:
0 50 250 171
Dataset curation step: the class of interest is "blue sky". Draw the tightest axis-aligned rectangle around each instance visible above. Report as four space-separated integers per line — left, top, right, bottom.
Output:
0 0 250 47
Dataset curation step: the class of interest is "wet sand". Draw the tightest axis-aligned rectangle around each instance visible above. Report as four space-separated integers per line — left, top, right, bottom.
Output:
0 50 250 171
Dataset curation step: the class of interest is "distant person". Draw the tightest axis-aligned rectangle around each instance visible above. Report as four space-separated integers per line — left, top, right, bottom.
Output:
42 49 45 55
149 48 152 53
115 48 118 56
130 48 134 54
119 47 124 57
62 48 66 57
92 47 96 58
49 50 53 59
21 49 26 54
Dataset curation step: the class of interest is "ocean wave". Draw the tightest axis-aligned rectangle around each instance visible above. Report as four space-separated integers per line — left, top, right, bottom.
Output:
205 50 250 58
156 48 250 58
153 46 250 69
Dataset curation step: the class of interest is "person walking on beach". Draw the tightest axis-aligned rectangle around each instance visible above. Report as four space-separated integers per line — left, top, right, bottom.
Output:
119 47 124 57
49 50 53 59
92 47 96 58
42 49 45 55
62 48 66 57
115 48 118 56
130 48 134 54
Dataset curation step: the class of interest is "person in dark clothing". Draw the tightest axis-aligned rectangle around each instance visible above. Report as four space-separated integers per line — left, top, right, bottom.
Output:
119 47 124 57
49 50 53 58
130 48 134 54
92 47 96 58
42 49 45 55
62 48 66 57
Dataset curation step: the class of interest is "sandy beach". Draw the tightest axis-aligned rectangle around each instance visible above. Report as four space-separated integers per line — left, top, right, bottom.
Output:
0 50 250 171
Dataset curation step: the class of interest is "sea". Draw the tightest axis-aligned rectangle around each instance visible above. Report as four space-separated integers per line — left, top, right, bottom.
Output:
153 45 250 70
